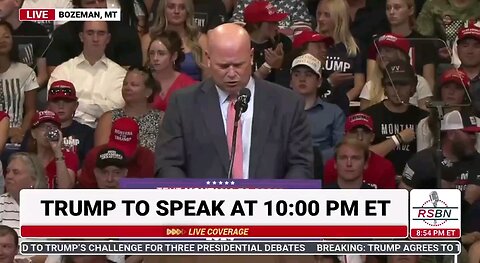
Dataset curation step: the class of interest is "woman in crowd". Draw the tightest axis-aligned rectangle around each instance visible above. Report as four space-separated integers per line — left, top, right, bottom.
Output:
316 0 365 101
0 21 38 144
242 0 292 83
27 111 78 189
417 69 479 151
359 33 432 110
148 30 197 111
141 0 207 81
95 67 163 152
367 0 435 88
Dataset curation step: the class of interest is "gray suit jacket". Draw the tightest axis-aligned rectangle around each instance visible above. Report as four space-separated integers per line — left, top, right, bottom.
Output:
154 78 313 179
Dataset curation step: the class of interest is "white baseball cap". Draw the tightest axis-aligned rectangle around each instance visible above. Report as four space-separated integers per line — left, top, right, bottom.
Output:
441 110 480 132
291 53 322 76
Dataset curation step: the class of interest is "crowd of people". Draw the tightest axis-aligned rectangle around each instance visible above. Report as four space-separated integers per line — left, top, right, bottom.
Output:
0 0 477 262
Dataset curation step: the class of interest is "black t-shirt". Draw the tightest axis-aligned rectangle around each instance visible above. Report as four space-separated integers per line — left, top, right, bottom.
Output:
12 21 49 68
324 182 375 189
46 21 142 68
402 147 480 191
362 102 429 174
193 0 226 33
318 73 350 116
252 34 292 83
21 120 94 165
323 42 365 94
406 31 435 76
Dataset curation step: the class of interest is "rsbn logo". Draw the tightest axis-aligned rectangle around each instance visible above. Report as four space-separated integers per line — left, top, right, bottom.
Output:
412 191 459 227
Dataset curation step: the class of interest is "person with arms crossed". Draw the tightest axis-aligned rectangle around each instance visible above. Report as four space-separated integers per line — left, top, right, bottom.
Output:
155 23 313 179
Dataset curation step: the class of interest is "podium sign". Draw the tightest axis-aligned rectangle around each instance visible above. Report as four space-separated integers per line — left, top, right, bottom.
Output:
120 178 321 189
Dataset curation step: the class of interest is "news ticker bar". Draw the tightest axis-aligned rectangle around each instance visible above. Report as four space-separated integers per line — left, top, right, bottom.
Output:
20 240 461 255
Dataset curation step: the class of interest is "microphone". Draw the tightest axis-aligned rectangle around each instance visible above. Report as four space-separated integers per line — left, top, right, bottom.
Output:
429 190 439 225
228 88 251 179
234 88 251 122
429 191 439 207
426 101 450 108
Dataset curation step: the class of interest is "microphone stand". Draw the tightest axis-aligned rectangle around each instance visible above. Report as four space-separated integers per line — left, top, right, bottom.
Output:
227 111 242 179
428 102 470 189
228 96 249 179
433 105 445 190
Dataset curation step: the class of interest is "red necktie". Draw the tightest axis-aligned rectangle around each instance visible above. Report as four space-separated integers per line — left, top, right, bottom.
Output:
227 97 243 179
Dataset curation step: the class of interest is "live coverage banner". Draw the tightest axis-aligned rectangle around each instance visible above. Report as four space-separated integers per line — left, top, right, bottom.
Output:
20 189 409 239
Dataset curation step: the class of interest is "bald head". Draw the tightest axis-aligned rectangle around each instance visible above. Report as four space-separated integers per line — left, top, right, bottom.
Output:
207 23 251 54
206 23 253 94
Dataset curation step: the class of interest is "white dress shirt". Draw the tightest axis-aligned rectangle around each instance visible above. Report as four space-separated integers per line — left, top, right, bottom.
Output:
48 53 126 127
216 77 255 179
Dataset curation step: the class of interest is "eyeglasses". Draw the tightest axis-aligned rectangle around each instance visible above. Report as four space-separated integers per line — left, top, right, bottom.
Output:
49 87 73 95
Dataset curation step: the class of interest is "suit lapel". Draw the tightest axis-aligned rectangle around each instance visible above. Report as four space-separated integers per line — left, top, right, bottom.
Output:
199 80 229 175
249 79 274 178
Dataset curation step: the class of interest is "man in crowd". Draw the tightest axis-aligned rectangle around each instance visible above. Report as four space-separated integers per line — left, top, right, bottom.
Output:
155 23 313 179
401 110 480 204
94 147 129 189
78 117 153 188
362 60 429 175
48 21 126 128
46 0 142 72
0 225 18 263
457 22 480 116
324 137 374 189
324 113 397 189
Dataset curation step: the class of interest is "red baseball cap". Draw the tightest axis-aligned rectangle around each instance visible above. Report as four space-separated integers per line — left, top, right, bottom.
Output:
107 117 140 159
345 113 374 133
440 68 471 89
31 110 61 128
243 0 288 24
292 30 334 49
48 80 78 101
457 22 480 43
368 33 410 60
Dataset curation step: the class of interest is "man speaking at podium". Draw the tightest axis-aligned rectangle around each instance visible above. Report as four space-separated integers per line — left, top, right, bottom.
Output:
154 23 313 179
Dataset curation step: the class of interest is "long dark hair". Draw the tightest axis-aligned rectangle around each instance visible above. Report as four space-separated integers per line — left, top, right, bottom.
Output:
0 21 20 62
147 30 185 71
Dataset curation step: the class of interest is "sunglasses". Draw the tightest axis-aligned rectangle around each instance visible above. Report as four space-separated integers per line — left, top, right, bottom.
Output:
49 87 73 95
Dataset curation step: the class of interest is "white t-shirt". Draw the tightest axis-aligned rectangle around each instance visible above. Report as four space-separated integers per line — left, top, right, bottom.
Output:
417 116 480 151
359 74 432 106
0 62 38 128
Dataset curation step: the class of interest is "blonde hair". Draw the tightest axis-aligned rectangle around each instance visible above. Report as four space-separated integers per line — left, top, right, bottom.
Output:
317 0 359 57
366 48 410 107
149 0 203 67
8 152 47 189
335 137 370 162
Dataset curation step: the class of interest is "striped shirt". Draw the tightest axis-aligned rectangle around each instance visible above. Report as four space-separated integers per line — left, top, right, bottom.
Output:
0 193 19 234
0 62 39 128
